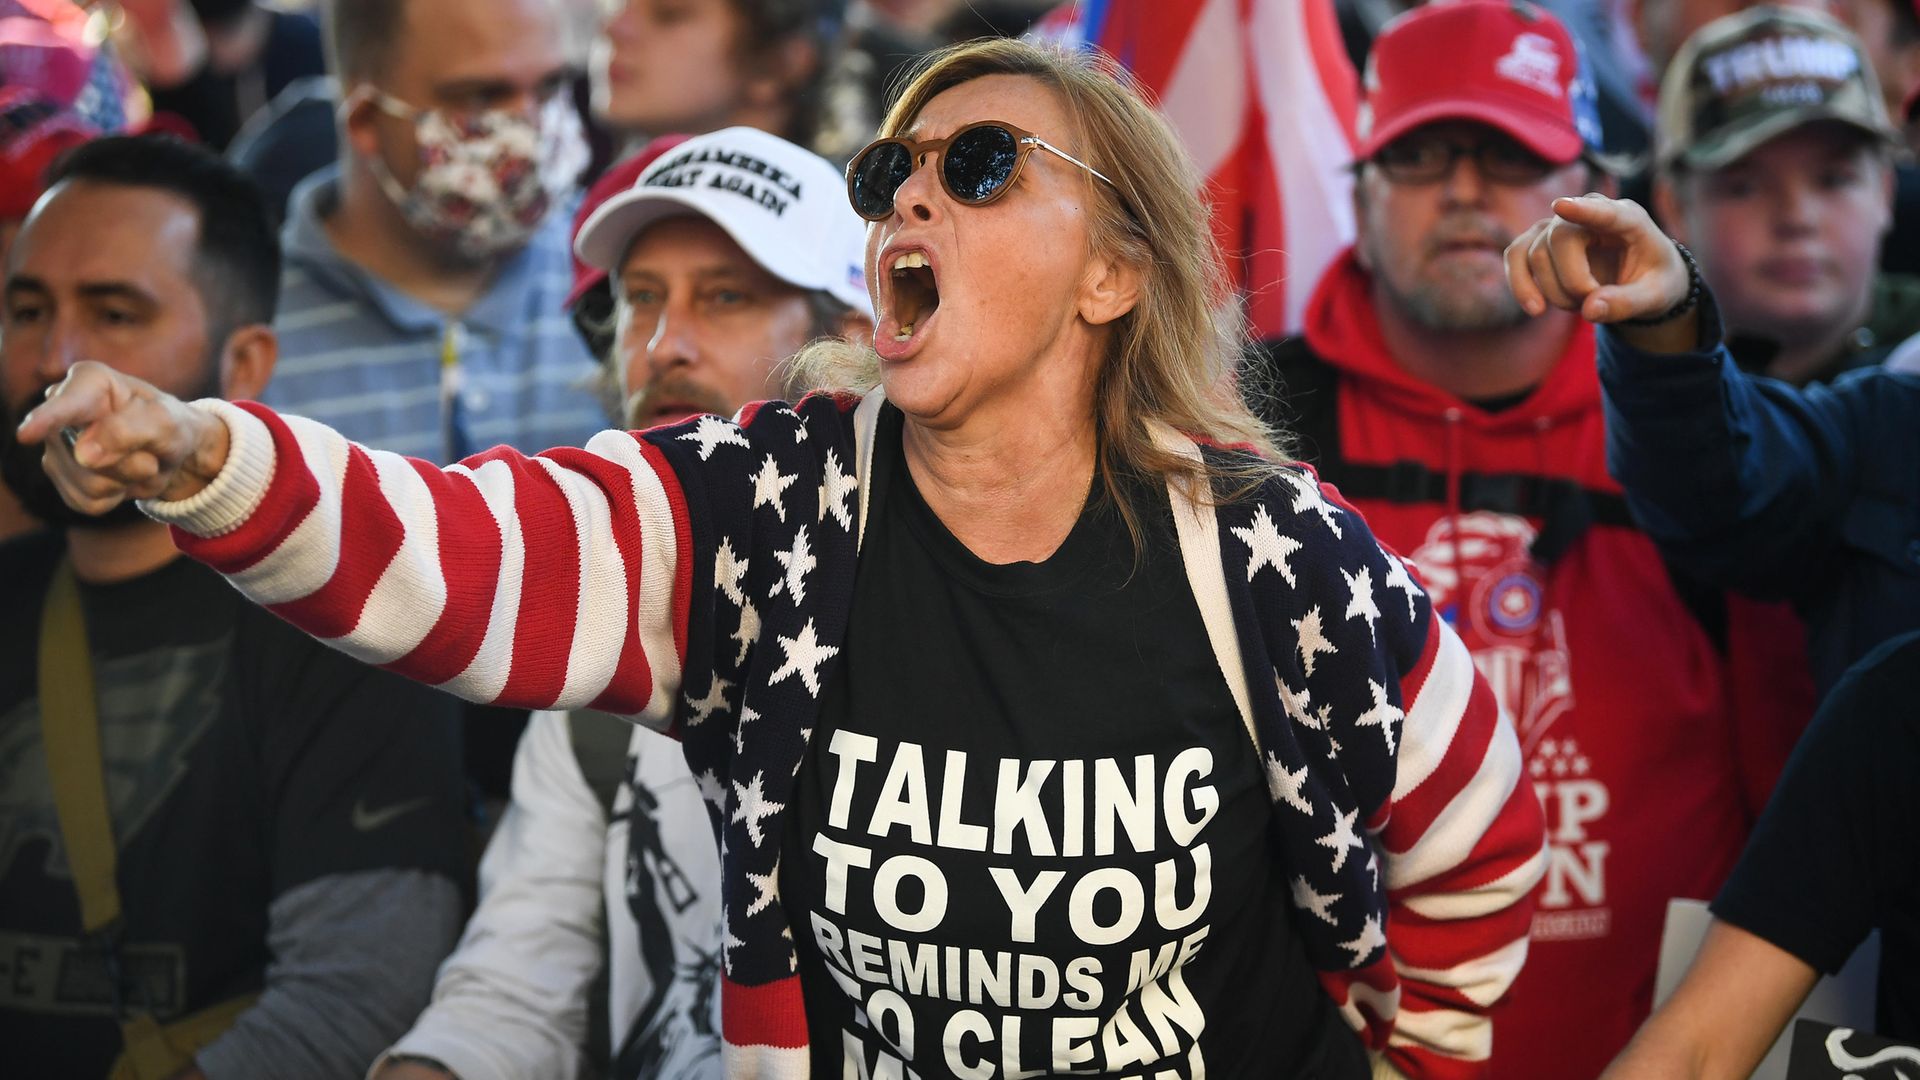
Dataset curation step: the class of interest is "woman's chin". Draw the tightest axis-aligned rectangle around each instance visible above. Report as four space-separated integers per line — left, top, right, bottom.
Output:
877 363 960 424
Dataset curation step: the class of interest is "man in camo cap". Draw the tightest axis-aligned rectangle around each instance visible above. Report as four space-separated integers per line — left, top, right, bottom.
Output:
1653 5 1919 386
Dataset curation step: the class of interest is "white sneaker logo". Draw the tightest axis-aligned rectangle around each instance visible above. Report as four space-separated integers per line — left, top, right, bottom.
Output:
351 795 432 832
1496 32 1564 97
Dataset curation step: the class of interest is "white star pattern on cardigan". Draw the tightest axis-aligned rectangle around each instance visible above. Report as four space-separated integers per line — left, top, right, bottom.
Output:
1277 672 1318 729
1382 554 1422 619
732 771 783 848
715 539 749 606
679 414 751 460
684 675 733 726
1317 806 1365 872
1293 606 1338 677
1279 468 1345 538
1265 751 1315 816
818 448 857 530
1341 564 1382 642
770 527 816 604
768 619 839 697
735 705 759 756
750 454 800 522
1338 913 1387 964
747 863 779 916
1231 503 1302 586
1355 679 1405 754
731 599 760 666
1292 875 1342 926
696 769 726 812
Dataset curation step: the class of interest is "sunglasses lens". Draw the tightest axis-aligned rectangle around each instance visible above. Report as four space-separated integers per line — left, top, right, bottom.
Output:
944 124 1019 203
850 141 913 218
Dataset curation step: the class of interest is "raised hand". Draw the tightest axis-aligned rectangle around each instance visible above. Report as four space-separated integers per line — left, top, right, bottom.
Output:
13 361 230 515
1505 193 1698 351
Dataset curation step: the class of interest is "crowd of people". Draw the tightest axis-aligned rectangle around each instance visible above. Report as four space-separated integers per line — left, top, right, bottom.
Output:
0 1 1915 1079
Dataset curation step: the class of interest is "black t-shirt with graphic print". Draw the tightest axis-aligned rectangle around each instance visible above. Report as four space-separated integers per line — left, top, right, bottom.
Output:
779 405 1367 1079
0 530 468 1076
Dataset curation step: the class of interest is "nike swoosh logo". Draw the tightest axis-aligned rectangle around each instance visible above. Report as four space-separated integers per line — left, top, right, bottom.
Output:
351 795 433 832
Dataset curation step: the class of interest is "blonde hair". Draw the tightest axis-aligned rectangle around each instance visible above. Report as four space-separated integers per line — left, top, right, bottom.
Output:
794 37 1286 547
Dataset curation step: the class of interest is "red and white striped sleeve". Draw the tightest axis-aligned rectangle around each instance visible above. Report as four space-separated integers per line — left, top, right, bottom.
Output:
141 399 695 723
1373 606 1547 1080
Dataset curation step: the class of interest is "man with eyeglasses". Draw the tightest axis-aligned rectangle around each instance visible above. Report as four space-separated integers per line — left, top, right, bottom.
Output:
1246 3 1805 1077
262 0 603 464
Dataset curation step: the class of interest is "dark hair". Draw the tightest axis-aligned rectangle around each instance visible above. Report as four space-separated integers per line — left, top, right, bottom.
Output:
1894 0 1920 46
324 0 409 83
45 134 281 335
729 0 864 158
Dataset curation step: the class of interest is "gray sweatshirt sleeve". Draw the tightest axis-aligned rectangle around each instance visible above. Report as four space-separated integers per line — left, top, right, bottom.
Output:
195 868 464 1080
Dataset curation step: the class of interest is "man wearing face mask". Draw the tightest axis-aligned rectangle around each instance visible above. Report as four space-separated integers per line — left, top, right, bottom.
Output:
263 0 603 464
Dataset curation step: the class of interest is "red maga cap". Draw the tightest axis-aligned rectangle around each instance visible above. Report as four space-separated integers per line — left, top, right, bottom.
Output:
1357 0 1595 165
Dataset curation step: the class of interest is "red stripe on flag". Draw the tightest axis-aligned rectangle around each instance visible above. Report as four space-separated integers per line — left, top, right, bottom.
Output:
1302 0 1360 145
1092 0 1210 95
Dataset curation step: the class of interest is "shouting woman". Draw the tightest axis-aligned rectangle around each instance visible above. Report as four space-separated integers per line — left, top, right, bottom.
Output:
21 38 1556 1080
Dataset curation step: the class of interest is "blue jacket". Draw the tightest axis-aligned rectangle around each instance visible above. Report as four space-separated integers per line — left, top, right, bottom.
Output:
1598 309 1920 692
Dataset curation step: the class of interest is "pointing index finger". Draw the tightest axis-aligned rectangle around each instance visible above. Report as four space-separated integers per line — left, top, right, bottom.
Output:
15 369 110 447
1550 193 1642 238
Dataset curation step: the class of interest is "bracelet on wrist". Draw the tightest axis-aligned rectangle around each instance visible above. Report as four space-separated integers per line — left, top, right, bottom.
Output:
1618 239 1701 327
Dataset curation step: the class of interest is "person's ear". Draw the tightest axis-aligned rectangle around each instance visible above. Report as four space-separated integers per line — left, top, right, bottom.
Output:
744 36 819 109
340 85 419 187
839 310 874 349
218 325 278 401
1078 248 1143 326
1651 173 1689 247
339 86 385 164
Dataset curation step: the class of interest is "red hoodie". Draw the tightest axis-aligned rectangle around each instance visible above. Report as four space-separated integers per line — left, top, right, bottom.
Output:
1268 251 1813 1079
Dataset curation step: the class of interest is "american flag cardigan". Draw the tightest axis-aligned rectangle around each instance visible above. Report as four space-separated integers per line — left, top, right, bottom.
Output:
148 389 1546 1080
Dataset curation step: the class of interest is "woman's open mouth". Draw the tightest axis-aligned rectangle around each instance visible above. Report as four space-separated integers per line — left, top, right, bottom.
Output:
887 250 941 343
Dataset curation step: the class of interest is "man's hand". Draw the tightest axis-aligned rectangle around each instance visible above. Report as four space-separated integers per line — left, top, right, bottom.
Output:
13 360 229 513
1505 193 1700 353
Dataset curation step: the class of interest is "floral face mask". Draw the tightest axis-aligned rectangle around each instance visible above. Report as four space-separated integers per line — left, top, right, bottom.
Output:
360 87 589 261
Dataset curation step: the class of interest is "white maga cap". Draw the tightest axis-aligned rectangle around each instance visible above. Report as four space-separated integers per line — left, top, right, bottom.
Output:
574 126 871 316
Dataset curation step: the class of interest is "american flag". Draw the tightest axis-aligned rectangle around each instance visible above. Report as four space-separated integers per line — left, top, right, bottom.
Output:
1033 0 1360 339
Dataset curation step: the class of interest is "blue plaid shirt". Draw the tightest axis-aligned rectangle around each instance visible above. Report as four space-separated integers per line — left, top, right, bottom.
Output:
265 166 606 463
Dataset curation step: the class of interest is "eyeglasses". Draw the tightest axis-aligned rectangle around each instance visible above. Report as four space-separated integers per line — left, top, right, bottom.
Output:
846 120 1118 222
1369 135 1558 186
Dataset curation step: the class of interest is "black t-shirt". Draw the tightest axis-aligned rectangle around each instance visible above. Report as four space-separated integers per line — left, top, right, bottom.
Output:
1713 631 1920 1044
0 532 468 1076
779 406 1365 1079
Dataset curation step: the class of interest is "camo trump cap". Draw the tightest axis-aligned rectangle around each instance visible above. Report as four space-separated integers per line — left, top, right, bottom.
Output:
1657 5 1901 172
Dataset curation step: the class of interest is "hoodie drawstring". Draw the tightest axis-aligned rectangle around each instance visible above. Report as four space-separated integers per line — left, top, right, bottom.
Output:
1444 407 1463 618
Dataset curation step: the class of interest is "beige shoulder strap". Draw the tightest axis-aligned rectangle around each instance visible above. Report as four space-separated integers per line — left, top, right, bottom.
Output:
39 557 257 1079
